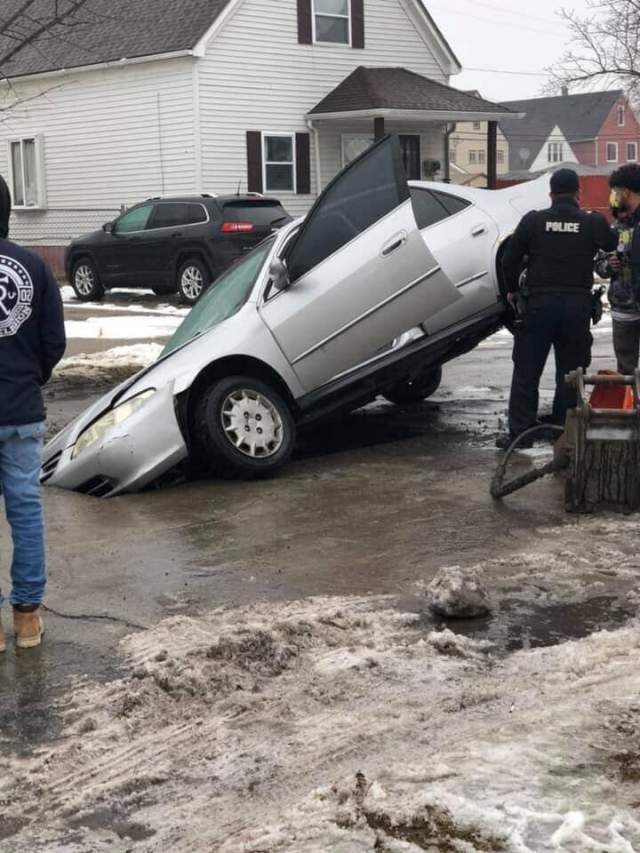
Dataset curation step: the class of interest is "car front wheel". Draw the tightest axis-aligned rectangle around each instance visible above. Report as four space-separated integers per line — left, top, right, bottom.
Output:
383 366 442 405
71 258 104 301
177 259 209 305
193 375 296 478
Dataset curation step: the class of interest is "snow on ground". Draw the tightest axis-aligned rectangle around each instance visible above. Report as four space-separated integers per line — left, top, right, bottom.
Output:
4 520 640 852
65 314 182 340
55 344 163 376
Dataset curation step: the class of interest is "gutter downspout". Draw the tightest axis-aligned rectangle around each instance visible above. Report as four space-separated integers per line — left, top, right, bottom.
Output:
443 122 456 183
306 118 322 196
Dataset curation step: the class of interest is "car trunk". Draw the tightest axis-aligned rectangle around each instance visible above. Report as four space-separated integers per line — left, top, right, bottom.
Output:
220 199 291 254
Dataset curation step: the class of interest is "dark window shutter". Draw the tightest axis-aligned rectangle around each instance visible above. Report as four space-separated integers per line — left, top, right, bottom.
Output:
296 133 311 194
297 0 313 44
246 131 263 194
352 0 365 48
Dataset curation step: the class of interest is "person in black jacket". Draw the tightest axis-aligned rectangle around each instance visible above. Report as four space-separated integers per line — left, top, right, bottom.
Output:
0 175 66 651
497 168 616 449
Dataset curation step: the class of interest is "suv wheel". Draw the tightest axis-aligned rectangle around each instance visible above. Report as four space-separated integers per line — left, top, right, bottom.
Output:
71 258 104 302
383 366 442 406
177 259 209 305
193 375 296 479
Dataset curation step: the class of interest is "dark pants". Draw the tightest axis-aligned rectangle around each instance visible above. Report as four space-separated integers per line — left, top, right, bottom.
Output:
508 292 592 436
612 318 640 375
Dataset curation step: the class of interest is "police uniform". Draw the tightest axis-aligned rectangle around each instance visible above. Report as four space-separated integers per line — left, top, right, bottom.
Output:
501 169 617 445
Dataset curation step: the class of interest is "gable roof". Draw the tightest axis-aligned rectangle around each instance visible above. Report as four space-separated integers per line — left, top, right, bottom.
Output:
309 67 514 118
500 90 623 171
0 0 462 81
0 0 233 79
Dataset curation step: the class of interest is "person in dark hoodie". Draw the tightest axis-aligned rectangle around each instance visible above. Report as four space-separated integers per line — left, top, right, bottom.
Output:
0 175 65 652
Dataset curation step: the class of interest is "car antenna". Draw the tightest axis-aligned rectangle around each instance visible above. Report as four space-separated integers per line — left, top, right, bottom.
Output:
236 179 241 196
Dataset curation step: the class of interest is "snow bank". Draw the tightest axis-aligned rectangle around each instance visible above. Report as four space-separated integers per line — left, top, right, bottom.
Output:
56 343 163 375
65 314 181 340
3 591 640 852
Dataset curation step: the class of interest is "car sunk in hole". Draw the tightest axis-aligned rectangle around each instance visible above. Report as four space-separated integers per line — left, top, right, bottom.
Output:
44 136 550 497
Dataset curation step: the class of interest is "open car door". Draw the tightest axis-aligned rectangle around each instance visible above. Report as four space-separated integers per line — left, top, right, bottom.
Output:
259 136 462 391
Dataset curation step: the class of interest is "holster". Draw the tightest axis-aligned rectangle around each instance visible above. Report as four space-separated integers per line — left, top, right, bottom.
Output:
513 288 529 331
591 286 604 326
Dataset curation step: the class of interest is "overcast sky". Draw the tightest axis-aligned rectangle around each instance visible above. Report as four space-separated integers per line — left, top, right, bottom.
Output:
426 0 593 102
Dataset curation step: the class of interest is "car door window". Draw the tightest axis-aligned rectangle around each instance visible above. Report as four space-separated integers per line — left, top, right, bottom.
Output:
286 135 408 282
410 188 471 230
431 190 471 217
410 188 450 229
115 203 154 234
148 203 190 230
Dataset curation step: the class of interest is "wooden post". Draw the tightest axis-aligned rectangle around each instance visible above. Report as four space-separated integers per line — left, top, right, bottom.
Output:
374 117 386 141
487 120 498 189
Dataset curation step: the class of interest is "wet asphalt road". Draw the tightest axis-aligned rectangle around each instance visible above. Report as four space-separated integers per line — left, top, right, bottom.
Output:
0 293 627 754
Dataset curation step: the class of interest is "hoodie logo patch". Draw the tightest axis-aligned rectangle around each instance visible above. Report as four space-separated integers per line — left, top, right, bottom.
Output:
0 256 33 337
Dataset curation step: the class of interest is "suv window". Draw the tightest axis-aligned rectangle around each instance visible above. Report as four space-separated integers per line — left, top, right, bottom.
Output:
149 203 189 230
221 200 290 232
115 203 153 234
410 188 471 230
287 136 406 282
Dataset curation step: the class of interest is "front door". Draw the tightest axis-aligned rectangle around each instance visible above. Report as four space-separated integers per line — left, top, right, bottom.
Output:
259 136 462 391
399 135 421 180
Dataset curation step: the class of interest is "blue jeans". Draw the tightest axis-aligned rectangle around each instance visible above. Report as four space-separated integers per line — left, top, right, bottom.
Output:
0 423 46 607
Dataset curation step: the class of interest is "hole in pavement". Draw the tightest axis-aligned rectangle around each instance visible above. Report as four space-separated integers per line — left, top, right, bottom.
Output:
407 596 635 654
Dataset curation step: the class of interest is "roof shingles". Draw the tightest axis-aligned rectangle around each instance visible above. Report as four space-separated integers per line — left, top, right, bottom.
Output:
0 0 232 78
309 66 513 116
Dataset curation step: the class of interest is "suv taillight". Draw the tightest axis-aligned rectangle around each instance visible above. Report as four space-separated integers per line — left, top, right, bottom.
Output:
220 222 255 234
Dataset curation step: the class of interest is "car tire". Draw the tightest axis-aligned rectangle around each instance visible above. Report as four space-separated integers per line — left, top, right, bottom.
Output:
71 258 104 302
383 366 442 405
193 375 296 479
177 259 210 305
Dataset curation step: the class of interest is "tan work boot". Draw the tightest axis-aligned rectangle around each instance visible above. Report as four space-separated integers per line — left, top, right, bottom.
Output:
0 614 6 654
13 608 44 649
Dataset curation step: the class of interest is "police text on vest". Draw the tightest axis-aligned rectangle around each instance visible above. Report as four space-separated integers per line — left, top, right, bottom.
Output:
546 221 580 233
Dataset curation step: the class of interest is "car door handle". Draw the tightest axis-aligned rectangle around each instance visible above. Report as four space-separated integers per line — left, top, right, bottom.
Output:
381 231 408 257
471 225 487 237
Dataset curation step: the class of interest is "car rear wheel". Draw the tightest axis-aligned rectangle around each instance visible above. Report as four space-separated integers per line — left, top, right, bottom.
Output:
383 366 442 405
177 259 209 305
71 258 104 302
193 375 296 479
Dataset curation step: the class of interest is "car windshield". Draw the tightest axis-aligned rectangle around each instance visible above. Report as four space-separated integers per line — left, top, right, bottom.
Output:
162 238 275 356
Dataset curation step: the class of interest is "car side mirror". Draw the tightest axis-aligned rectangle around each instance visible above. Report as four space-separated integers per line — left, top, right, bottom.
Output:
269 258 290 292
103 221 114 234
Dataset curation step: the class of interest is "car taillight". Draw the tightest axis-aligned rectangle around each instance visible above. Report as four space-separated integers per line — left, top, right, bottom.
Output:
220 222 255 234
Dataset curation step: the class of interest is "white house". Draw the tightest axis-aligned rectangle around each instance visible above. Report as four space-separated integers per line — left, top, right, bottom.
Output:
0 0 514 275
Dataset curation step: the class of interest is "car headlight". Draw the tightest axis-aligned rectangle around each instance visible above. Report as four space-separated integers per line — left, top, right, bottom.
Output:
72 390 156 459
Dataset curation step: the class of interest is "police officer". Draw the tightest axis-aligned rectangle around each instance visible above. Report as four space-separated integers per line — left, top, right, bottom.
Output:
497 168 616 449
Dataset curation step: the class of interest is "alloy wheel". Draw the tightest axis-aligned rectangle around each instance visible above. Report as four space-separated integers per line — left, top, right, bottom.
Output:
220 389 284 458
181 265 204 301
74 264 95 297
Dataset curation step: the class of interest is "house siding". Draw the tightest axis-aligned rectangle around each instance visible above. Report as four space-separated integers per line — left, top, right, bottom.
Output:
571 141 597 167
596 97 640 167
0 57 196 251
197 0 449 217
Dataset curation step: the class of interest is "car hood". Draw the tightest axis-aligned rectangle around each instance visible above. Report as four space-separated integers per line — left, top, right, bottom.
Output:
45 304 304 457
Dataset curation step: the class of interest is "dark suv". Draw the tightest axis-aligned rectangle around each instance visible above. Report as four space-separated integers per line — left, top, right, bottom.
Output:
65 194 292 304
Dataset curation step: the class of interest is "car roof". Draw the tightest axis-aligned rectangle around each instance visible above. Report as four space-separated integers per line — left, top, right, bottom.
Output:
138 194 284 205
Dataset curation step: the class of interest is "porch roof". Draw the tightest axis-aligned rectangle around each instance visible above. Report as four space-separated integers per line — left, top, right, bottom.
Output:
308 67 519 123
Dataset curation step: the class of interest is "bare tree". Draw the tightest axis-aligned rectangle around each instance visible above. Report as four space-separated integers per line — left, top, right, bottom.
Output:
0 1 106 114
548 0 640 96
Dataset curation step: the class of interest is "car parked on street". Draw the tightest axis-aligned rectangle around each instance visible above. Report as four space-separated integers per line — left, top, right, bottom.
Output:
44 136 550 496
65 194 292 304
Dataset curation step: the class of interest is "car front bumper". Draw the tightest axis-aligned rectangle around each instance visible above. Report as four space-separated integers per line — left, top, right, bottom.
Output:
42 383 189 497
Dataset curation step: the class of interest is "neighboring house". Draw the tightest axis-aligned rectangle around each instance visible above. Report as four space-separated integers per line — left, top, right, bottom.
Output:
500 88 640 174
0 0 513 275
449 101 509 187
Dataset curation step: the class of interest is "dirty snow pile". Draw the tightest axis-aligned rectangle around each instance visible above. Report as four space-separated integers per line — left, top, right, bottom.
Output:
50 344 163 392
426 566 492 618
3 591 640 852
